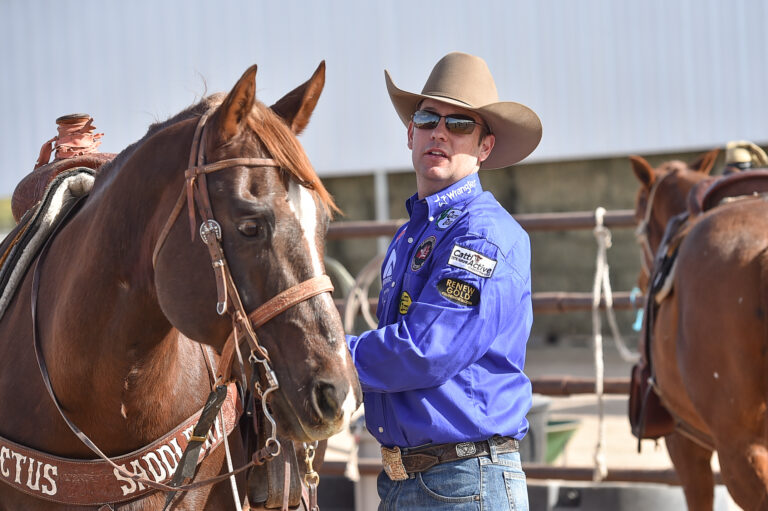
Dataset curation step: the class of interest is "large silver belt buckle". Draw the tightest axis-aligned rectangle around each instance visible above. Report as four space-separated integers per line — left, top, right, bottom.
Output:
455 441 477 457
381 446 408 481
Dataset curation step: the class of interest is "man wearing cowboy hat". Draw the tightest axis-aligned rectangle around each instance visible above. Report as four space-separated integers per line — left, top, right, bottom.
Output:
346 52 541 510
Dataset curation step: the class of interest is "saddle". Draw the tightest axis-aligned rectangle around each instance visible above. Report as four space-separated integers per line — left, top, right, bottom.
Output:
12 112 115 223
11 153 115 223
687 167 768 216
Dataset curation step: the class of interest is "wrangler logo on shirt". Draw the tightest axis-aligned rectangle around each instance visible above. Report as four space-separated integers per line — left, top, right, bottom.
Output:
437 278 480 306
448 245 497 278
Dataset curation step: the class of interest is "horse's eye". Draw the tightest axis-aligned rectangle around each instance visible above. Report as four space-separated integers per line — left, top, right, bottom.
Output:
238 220 268 240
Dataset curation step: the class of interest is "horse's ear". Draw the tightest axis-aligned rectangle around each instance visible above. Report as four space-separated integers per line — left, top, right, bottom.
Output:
689 148 720 175
214 64 258 141
630 155 655 189
270 61 326 135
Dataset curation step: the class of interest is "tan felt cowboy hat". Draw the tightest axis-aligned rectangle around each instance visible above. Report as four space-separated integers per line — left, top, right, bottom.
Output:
385 52 542 170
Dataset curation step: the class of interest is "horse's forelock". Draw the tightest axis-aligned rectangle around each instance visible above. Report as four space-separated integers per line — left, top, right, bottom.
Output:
246 102 339 217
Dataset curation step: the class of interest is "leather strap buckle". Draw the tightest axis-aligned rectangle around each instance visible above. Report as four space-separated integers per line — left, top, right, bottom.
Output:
381 446 408 481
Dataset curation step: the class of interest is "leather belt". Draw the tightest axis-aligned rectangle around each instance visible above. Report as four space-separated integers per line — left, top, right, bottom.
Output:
381 436 519 481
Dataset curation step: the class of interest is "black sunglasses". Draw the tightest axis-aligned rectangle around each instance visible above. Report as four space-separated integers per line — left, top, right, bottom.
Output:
411 109 488 135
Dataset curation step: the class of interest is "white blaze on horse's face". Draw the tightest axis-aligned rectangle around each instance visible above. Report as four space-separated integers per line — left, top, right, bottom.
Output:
287 181 324 277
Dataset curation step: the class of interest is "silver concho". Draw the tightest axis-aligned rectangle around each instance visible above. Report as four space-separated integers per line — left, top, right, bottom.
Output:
455 442 477 457
199 220 222 243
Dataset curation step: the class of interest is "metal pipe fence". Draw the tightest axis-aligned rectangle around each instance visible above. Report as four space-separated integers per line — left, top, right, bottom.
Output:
326 209 638 240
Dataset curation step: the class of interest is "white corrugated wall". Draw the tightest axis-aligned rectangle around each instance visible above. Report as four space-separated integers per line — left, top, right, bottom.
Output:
1 0 766 195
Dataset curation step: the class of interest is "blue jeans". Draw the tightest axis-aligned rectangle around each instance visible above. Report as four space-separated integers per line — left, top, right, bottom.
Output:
377 450 528 510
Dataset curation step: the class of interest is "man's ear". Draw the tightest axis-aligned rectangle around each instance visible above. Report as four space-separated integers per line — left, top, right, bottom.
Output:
407 121 414 150
478 134 496 163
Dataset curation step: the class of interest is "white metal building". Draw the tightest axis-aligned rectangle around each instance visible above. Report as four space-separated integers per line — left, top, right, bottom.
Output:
1 0 767 197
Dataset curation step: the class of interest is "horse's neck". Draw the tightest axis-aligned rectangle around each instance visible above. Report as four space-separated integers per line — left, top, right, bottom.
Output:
49 122 191 343
33 127 212 442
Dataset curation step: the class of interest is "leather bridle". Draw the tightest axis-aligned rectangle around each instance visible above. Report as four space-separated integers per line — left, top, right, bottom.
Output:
153 108 335 457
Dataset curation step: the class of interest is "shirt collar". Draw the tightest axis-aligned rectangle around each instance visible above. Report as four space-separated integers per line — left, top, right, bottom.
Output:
406 174 483 218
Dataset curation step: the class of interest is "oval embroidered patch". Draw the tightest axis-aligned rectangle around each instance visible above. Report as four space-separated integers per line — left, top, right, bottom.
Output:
411 236 436 271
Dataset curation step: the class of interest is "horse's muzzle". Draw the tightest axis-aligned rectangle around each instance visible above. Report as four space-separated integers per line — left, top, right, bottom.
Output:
310 379 348 424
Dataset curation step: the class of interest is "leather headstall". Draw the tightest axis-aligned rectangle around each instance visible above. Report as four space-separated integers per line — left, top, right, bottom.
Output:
155 108 335 510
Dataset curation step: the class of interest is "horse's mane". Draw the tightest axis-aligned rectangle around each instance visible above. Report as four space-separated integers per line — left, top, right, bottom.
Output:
95 94 338 216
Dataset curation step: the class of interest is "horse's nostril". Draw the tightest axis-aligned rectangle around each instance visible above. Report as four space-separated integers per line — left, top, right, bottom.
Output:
311 381 344 423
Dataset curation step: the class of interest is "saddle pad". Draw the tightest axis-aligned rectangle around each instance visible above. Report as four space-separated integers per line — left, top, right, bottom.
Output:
0 167 95 322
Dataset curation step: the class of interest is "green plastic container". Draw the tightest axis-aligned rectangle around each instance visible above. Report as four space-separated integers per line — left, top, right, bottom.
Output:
545 419 581 464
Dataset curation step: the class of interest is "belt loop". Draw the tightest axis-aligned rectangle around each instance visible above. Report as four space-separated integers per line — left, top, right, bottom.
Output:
489 437 499 463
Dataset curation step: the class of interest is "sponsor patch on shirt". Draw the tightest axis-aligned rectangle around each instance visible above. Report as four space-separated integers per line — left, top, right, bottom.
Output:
436 208 461 230
399 291 412 314
411 236 436 271
437 278 480 306
447 244 497 278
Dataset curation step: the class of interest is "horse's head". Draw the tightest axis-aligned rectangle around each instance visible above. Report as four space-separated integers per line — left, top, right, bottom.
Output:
153 63 361 441
630 149 719 290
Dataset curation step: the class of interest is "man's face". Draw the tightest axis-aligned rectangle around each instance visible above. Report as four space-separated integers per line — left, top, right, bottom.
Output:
407 99 495 199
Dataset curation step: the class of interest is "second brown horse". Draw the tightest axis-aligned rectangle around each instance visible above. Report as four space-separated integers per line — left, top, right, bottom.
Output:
632 149 768 510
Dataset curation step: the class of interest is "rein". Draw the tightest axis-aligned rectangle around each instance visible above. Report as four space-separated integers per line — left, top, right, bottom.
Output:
29 109 334 507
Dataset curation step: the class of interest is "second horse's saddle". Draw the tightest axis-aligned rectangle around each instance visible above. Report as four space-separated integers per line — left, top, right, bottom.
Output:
688 168 768 216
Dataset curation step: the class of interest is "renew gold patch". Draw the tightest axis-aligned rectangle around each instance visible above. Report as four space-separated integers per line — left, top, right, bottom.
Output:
437 278 480 306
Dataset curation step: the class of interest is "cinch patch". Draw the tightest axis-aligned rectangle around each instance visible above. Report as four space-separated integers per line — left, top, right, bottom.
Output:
447 244 497 278
436 208 461 230
411 236 436 271
399 291 412 314
437 278 480 306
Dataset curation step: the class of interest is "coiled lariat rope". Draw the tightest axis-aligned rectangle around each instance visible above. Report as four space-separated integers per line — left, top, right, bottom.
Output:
35 114 104 169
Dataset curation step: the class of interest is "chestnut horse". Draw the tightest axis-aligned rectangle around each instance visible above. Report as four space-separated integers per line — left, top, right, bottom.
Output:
0 63 361 510
632 150 768 510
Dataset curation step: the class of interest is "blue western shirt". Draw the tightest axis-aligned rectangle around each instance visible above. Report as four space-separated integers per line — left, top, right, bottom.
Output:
346 174 533 448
